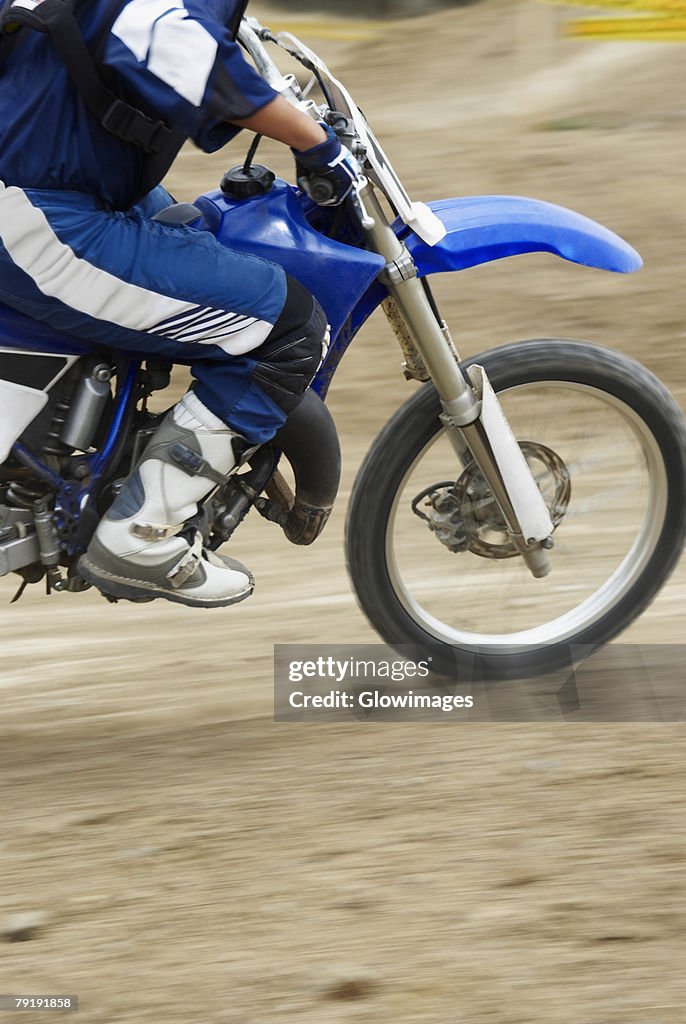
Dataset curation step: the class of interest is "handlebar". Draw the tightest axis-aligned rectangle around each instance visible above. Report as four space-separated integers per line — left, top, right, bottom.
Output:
238 17 301 103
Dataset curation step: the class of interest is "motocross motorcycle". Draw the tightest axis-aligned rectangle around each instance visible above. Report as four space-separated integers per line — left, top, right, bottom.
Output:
1 17 685 679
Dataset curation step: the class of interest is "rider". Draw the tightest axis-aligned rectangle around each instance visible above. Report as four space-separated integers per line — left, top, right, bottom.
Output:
0 0 357 606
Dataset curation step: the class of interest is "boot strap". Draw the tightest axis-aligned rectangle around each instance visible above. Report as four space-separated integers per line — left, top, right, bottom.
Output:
169 442 229 485
166 533 203 589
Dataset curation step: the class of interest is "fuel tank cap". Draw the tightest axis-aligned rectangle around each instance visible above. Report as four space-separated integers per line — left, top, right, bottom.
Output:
220 164 276 199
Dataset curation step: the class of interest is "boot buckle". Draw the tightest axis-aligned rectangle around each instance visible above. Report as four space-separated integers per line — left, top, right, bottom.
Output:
166 533 203 589
131 522 176 542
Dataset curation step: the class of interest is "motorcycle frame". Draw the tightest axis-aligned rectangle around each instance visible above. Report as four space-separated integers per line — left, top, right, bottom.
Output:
2 167 641 560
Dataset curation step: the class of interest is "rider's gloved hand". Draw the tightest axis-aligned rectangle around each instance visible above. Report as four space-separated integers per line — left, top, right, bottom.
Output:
292 122 359 207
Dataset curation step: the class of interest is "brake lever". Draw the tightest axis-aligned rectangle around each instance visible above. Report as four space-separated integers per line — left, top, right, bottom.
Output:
351 178 375 231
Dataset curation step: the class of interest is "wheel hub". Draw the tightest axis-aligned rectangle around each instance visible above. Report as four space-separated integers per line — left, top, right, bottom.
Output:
411 441 571 559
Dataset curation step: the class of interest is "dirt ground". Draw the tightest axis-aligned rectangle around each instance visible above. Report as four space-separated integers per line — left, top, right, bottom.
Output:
2 2 686 1021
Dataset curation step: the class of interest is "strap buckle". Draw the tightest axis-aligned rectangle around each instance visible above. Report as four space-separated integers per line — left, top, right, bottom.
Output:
131 522 176 542
166 533 203 589
169 442 229 486
101 99 173 155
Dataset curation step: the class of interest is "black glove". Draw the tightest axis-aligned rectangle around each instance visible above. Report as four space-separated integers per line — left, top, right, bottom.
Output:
292 122 359 207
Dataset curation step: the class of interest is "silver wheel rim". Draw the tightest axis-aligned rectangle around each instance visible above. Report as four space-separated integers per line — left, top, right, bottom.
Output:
385 381 668 652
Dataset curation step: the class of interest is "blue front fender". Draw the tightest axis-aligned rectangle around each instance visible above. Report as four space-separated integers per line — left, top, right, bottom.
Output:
313 194 641 396
399 195 642 276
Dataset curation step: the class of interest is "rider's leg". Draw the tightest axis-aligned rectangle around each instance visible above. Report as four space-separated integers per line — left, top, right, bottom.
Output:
80 279 328 605
0 185 328 605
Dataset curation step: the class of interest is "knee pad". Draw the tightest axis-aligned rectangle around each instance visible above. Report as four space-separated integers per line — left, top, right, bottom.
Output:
252 276 329 414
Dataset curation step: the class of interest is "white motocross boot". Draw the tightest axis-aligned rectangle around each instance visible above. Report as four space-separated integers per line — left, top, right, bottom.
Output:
78 391 254 607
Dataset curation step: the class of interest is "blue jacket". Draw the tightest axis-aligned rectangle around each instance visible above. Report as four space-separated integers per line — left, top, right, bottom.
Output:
0 0 277 209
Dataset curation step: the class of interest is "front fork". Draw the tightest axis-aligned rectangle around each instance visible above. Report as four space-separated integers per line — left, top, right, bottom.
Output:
357 182 554 578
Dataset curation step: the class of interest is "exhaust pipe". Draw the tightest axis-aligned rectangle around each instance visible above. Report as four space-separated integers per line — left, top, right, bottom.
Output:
260 389 341 545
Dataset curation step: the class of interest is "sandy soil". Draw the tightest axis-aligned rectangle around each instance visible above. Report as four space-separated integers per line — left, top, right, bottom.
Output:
2 2 685 1021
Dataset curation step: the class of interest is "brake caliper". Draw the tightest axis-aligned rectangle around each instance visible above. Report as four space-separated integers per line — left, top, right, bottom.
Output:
412 442 571 560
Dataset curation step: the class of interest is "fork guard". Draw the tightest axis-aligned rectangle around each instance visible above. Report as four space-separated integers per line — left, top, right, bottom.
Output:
397 195 642 276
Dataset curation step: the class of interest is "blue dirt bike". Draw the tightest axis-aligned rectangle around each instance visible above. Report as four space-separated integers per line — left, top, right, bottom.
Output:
1 17 685 678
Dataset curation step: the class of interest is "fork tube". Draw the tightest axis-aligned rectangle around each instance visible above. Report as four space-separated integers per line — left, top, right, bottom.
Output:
359 183 480 426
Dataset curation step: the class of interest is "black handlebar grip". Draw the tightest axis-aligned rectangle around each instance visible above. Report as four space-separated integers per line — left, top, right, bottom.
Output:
307 175 336 204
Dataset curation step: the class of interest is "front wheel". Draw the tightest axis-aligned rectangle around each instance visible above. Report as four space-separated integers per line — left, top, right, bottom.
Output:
345 341 686 678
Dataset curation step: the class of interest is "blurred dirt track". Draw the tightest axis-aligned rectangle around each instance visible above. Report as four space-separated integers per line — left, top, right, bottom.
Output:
1 2 685 1020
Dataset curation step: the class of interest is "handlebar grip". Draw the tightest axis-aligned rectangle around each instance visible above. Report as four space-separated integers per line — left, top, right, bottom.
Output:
306 176 336 204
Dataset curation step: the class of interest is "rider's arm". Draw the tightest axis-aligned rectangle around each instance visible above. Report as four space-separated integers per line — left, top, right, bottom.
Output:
230 95 327 150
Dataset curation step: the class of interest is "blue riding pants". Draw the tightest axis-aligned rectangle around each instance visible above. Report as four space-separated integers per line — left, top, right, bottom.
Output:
0 183 325 443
